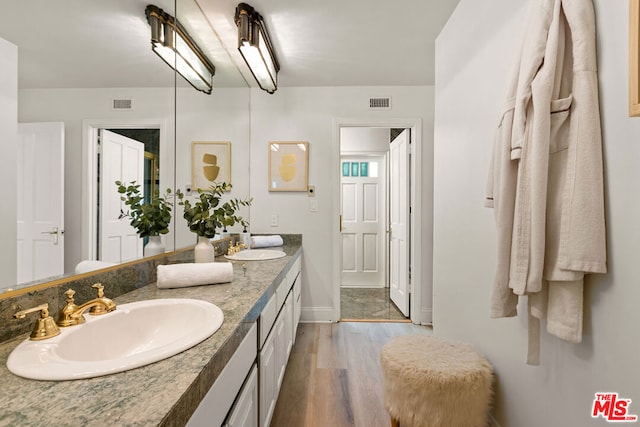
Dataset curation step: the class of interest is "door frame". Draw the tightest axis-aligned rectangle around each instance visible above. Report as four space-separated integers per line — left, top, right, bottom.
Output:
81 118 170 261
332 118 423 324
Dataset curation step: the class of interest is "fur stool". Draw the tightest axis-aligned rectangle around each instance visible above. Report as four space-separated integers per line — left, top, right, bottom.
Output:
380 335 493 427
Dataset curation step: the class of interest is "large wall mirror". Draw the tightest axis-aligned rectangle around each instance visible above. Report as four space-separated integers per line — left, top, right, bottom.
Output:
0 0 250 295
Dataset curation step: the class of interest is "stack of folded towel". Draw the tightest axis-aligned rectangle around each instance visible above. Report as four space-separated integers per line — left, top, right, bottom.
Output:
251 235 284 248
156 262 233 289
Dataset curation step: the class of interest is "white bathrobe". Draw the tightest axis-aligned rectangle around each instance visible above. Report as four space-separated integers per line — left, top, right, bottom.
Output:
485 0 606 364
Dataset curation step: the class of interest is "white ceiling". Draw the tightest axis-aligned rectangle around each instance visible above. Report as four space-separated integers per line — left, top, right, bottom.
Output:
0 0 460 90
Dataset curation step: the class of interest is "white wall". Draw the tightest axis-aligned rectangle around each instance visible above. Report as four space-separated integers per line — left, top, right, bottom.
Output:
340 127 390 153
19 87 175 273
248 86 434 322
0 38 18 289
18 87 250 274
434 1 640 426
174 87 251 249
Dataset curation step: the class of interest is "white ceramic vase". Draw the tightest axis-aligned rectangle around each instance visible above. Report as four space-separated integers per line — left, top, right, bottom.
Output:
194 235 215 263
144 235 165 257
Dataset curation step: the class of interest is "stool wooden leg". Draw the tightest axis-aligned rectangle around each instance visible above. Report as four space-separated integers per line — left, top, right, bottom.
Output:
391 417 400 427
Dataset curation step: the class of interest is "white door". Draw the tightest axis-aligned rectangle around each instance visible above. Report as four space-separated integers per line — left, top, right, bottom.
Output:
389 130 410 316
17 123 65 283
340 156 386 288
99 130 144 263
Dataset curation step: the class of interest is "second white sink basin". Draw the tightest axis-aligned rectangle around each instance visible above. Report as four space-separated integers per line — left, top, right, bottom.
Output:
7 298 223 381
225 249 286 261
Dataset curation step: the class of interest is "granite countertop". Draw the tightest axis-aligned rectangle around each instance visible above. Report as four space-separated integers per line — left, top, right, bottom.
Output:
0 243 302 427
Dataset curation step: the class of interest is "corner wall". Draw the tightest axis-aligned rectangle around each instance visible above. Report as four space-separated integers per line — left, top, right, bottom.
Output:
434 1 640 425
0 38 17 288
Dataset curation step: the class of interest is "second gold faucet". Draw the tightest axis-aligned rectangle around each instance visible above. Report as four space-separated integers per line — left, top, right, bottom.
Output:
57 283 116 327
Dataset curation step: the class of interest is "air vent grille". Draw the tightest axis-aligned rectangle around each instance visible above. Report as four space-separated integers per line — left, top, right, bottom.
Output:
369 97 391 109
112 99 133 110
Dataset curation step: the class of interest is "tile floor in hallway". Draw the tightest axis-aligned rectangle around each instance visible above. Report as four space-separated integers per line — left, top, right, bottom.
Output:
340 287 407 321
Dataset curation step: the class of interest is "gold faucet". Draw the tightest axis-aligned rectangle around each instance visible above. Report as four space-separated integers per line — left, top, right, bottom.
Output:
57 284 116 327
14 303 60 340
227 240 248 255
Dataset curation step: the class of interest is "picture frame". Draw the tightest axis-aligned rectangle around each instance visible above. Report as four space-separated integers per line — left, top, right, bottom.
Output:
191 141 231 191
630 0 640 116
268 141 309 191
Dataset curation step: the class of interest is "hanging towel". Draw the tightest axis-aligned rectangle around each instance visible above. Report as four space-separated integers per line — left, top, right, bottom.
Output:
156 262 233 289
251 235 284 248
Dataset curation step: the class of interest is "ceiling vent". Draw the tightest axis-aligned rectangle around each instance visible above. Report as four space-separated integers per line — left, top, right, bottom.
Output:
111 98 133 110
369 97 391 109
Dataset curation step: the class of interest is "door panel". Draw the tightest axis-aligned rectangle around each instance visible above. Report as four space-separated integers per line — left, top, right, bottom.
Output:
17 122 64 283
99 130 144 263
389 130 410 316
340 156 386 288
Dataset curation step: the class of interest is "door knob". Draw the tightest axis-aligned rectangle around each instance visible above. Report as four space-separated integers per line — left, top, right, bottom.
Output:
41 227 63 245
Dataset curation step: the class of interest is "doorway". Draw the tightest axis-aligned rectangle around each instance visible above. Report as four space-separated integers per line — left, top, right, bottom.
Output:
338 126 411 322
81 119 171 265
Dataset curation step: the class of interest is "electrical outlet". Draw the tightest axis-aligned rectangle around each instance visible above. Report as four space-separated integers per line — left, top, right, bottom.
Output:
270 214 279 227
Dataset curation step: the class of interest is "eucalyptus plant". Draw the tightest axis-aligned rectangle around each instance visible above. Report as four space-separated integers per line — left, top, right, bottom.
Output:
176 182 252 238
116 181 173 237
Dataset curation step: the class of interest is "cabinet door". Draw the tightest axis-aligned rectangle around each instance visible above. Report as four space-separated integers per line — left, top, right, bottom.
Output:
274 302 287 390
293 275 302 336
225 364 258 427
259 329 277 427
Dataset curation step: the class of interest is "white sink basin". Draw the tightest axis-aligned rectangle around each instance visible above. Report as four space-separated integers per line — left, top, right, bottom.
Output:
224 249 286 261
7 298 223 381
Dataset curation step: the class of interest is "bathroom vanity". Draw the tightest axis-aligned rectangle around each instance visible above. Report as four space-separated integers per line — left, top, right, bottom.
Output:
0 241 302 426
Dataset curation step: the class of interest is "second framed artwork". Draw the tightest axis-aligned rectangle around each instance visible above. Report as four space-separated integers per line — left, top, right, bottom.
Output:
268 141 309 191
192 141 231 191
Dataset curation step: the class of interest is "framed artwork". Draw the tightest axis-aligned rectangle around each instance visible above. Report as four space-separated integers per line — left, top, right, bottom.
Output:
191 141 231 191
268 141 309 191
631 0 640 116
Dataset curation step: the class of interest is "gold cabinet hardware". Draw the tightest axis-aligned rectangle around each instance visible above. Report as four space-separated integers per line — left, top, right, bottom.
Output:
14 303 61 340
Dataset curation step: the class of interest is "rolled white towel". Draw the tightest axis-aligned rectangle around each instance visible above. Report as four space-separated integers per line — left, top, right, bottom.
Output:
75 260 117 274
156 262 233 289
251 235 284 248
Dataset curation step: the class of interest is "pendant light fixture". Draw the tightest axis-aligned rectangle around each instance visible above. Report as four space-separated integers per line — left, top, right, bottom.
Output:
145 5 216 94
234 3 280 94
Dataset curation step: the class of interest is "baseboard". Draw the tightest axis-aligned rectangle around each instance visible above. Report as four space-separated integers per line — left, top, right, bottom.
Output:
300 307 335 323
340 284 386 289
420 307 433 325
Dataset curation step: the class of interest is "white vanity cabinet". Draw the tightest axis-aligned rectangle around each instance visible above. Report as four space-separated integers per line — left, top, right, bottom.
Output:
188 253 302 427
259 255 302 427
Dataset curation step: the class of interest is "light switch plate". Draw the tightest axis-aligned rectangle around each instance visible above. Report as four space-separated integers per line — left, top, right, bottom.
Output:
270 214 279 227
309 199 318 212
307 185 316 197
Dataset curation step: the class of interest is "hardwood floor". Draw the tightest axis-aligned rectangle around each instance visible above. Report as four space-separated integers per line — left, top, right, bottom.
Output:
270 322 432 427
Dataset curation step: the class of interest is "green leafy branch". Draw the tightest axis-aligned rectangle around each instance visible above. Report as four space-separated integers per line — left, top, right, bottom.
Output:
176 182 252 238
116 180 173 238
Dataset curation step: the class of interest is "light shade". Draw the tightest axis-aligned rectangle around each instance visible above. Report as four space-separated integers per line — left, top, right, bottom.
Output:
235 3 280 94
145 5 215 94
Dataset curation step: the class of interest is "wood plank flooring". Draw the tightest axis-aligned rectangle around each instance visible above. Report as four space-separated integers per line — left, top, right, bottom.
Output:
270 322 432 427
